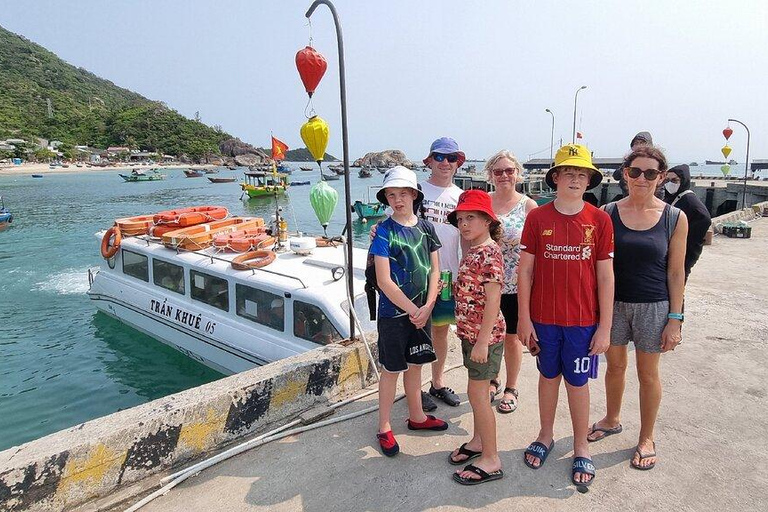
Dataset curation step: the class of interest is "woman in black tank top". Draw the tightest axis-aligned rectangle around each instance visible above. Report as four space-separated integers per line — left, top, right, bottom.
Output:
586 145 688 471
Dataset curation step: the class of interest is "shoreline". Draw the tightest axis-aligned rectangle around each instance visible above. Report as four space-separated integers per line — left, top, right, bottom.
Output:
0 162 213 177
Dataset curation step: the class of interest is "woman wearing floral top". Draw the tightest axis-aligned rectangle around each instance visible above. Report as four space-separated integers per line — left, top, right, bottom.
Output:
486 150 537 413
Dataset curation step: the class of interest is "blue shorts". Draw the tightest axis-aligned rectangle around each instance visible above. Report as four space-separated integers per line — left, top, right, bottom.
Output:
431 297 455 326
533 322 598 387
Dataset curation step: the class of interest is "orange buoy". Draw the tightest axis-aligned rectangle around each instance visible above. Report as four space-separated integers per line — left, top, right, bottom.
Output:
100 225 122 259
153 206 229 227
115 215 155 236
231 250 276 270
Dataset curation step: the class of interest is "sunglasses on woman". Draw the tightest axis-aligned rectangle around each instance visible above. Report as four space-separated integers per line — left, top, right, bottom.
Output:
431 153 459 163
492 167 517 177
626 166 661 180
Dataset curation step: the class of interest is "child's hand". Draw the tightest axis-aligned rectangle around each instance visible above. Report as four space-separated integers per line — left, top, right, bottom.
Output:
409 305 432 329
470 342 489 363
589 325 611 355
517 318 540 355
368 221 380 242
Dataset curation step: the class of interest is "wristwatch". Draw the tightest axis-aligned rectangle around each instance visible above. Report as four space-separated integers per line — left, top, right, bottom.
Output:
667 312 684 321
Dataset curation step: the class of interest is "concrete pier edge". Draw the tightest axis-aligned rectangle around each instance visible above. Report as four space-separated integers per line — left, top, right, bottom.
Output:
0 340 378 512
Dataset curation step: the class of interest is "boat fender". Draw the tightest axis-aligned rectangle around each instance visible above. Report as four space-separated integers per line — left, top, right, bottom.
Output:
231 250 276 270
101 225 122 259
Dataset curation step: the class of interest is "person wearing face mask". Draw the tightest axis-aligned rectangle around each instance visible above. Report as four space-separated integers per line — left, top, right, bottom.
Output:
663 164 711 279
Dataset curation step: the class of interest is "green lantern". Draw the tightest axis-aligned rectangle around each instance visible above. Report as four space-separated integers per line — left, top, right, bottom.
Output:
721 164 731 177
310 180 338 236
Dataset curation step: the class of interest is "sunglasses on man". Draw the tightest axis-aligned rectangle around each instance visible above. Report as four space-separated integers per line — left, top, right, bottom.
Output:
626 166 662 180
431 153 459 163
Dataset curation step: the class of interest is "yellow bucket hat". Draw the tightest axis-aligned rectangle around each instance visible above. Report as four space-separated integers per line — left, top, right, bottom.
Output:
545 144 602 190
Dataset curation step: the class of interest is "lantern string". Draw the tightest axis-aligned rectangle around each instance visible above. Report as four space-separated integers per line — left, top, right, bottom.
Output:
304 97 316 119
307 18 313 47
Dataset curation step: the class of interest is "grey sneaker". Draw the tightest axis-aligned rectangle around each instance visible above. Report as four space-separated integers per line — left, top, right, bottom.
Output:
421 391 437 412
429 385 461 407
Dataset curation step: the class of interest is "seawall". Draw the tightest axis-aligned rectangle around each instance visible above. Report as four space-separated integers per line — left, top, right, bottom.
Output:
0 341 377 512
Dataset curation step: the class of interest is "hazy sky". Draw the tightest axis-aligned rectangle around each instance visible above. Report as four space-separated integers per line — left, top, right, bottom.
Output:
1 0 766 163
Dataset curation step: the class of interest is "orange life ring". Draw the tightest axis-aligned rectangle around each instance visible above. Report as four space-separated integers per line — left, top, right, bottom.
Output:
231 250 276 270
101 226 122 259
153 206 229 227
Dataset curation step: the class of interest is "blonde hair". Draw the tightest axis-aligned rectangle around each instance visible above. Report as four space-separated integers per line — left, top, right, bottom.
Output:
484 150 524 184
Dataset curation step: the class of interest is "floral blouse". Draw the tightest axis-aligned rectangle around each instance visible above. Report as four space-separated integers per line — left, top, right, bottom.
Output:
497 196 530 295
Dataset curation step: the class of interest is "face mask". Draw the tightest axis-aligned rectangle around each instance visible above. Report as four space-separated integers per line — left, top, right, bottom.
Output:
664 182 680 194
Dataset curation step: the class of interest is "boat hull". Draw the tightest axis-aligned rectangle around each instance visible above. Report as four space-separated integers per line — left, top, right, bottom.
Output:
243 186 288 198
353 201 386 221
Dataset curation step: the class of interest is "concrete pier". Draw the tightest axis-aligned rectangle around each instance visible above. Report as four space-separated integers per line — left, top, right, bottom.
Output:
95 219 767 512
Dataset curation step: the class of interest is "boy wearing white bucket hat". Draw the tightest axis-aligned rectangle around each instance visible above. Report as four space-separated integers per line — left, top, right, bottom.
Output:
370 166 448 456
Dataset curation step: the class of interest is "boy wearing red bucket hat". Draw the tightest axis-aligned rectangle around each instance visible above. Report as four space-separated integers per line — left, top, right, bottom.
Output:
517 144 614 488
446 190 506 485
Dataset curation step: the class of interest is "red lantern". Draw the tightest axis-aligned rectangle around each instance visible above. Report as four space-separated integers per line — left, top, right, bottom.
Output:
295 46 327 98
723 127 733 140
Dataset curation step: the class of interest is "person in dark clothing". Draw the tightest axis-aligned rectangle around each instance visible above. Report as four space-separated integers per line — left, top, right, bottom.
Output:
663 164 711 278
611 132 654 202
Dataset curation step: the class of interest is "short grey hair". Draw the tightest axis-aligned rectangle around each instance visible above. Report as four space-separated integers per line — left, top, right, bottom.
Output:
484 150 523 183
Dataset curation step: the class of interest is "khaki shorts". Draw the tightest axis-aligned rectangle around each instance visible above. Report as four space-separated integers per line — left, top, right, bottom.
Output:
461 338 504 381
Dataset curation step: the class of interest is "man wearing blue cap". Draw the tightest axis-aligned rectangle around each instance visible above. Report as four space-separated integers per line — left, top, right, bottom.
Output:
418 137 466 411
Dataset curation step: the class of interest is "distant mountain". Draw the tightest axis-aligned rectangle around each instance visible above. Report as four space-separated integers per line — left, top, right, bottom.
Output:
257 147 339 162
0 25 232 160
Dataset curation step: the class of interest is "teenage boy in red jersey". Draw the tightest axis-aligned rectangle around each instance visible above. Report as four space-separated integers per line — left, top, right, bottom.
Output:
517 144 614 488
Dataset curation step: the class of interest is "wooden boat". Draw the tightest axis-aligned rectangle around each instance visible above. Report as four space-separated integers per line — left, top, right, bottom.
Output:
119 169 165 182
208 177 237 183
291 180 310 186
241 171 289 198
0 197 13 231
31 174 44 178
184 169 205 178
300 166 313 171
203 168 219 174
352 187 386 221
162 217 265 251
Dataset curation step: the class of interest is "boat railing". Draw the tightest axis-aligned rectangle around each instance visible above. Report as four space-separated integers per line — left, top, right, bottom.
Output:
135 234 309 288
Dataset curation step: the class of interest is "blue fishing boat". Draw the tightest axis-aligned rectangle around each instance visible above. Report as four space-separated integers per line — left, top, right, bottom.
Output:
0 197 13 231
352 186 387 221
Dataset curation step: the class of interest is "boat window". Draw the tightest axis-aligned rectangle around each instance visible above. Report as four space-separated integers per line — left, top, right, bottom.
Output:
122 250 148 282
190 270 229 312
153 259 185 295
235 284 284 332
293 301 341 345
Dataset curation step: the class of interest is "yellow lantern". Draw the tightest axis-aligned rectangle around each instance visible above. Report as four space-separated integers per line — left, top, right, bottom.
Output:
300 115 329 166
721 145 732 159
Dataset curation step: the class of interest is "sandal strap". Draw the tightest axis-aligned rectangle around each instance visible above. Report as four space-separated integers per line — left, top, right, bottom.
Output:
572 457 595 476
463 463 490 479
503 387 518 398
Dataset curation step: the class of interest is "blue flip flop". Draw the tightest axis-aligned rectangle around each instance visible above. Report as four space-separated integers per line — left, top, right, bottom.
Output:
572 457 596 487
523 440 554 469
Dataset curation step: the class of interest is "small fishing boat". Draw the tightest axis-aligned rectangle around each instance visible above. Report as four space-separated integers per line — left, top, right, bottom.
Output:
31 174 44 178
203 168 219 174
290 180 310 186
0 197 13 231
321 172 340 181
276 163 293 175
352 186 387 221
184 169 205 178
208 176 238 183
300 166 313 171
228 166 238 170
358 168 373 178
240 171 290 198
119 169 166 182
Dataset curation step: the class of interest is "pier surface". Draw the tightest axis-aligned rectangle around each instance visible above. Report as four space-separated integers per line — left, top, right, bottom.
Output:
107 219 768 512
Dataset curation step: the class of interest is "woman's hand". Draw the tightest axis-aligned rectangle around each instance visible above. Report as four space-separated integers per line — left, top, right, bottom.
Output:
470 342 489 364
661 320 682 352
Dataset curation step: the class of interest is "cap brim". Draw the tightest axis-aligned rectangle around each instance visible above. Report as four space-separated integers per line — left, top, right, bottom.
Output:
546 166 603 190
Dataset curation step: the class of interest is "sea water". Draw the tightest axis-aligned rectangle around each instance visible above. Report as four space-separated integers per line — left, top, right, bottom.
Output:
0 164 382 450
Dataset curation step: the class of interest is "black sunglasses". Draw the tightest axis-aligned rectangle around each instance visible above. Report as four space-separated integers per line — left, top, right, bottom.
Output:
626 166 661 180
432 153 459 163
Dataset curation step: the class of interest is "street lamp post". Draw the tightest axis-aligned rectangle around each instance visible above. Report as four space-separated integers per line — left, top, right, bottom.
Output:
572 85 587 143
305 0 355 340
727 118 751 209
545 108 555 162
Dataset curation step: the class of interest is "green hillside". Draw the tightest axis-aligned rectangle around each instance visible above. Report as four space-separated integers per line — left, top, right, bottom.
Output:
0 25 231 160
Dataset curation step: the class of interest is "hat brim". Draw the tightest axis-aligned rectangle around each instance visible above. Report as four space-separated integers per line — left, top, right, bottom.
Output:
447 205 499 227
376 184 424 206
423 151 466 168
545 163 603 191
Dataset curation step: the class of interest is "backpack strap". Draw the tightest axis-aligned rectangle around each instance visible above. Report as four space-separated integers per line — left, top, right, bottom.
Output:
671 189 694 206
665 204 681 242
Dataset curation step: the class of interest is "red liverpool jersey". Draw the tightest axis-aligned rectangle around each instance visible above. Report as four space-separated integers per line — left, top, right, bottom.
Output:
520 202 613 326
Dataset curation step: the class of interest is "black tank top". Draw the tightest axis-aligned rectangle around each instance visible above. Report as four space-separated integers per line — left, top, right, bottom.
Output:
611 204 671 303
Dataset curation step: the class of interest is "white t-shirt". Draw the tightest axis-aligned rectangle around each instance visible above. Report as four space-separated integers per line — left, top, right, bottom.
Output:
419 180 463 276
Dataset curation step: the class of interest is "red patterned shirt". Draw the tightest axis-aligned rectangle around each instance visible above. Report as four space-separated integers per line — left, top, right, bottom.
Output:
455 241 506 345
520 202 614 327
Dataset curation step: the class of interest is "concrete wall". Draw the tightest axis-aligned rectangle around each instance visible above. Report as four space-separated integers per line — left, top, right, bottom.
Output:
0 341 377 512
710 201 768 233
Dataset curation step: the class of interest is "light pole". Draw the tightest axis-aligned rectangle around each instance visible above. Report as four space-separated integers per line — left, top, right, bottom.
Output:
545 108 555 162
305 0 355 339
572 85 587 143
728 118 751 209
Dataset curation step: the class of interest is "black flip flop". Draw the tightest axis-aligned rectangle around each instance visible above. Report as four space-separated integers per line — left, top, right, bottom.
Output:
587 422 623 442
630 442 657 470
452 464 504 485
523 440 554 470
449 443 482 465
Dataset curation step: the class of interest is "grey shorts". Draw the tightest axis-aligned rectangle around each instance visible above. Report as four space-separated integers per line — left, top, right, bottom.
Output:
610 301 669 353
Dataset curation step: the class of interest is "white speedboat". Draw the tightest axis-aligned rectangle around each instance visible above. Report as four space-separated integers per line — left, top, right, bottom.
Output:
87 225 370 375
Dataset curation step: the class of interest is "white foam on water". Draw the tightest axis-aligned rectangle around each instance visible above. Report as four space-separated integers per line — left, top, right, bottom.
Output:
34 268 90 295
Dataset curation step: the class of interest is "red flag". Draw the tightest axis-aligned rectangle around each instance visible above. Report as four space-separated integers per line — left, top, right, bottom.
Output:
576 132 583 139
271 136 289 161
